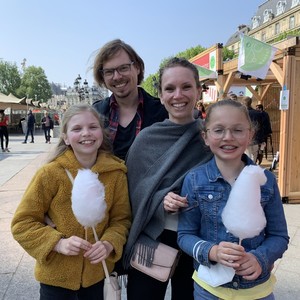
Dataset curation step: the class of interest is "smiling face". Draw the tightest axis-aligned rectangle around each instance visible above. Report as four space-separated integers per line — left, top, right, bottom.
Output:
102 49 140 100
63 111 103 165
160 66 201 124
203 104 253 164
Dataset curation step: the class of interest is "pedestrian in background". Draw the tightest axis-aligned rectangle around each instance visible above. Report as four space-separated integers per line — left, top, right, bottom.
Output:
41 112 54 144
92 39 168 160
256 104 273 164
22 110 36 144
0 109 10 152
12 104 131 300
241 96 263 163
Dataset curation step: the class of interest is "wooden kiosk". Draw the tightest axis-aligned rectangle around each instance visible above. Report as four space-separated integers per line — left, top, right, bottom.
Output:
190 37 300 203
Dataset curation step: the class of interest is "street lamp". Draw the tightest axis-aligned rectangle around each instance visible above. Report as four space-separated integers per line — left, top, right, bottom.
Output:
74 74 89 103
152 76 158 97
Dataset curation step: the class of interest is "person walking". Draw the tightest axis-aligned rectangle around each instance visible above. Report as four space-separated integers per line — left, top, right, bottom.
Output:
22 110 36 144
41 112 54 144
92 39 168 160
11 104 131 300
0 110 10 152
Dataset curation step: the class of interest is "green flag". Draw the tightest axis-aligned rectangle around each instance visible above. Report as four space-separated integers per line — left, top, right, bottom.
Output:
238 33 277 79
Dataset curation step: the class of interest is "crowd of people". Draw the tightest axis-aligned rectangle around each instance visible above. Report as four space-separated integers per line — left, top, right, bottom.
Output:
11 39 288 300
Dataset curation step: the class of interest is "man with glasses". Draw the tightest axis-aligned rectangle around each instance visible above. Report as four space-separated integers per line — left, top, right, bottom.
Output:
93 39 168 160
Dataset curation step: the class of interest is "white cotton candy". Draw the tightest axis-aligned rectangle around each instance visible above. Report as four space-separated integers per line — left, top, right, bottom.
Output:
221 165 267 241
71 169 106 227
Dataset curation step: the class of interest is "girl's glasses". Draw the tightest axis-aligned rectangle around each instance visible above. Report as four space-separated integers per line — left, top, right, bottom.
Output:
206 127 250 139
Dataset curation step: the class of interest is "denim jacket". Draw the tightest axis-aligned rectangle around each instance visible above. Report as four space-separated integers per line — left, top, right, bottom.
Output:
177 154 289 290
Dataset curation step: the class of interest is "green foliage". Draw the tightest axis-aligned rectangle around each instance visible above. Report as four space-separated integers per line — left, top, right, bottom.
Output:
16 66 52 103
223 48 235 61
142 45 207 95
142 75 159 97
176 45 206 60
0 61 21 95
271 28 300 43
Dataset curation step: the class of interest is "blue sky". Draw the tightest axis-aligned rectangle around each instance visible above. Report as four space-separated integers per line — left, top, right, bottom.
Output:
1 0 264 88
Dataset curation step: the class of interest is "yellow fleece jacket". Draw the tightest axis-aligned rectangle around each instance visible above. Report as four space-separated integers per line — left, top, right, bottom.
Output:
11 150 131 290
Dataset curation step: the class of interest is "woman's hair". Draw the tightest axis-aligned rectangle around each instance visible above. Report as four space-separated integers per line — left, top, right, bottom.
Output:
157 57 201 94
48 104 112 162
0 111 4 122
204 99 252 130
93 39 145 87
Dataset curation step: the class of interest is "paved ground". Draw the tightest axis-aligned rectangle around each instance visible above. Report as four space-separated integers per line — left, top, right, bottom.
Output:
0 133 299 299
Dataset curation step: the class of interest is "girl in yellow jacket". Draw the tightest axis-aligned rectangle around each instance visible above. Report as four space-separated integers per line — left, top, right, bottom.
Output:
11 104 131 300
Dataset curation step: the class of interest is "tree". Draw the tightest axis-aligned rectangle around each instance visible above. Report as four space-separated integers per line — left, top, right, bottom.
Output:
142 45 207 95
16 66 52 103
223 47 235 61
0 61 21 95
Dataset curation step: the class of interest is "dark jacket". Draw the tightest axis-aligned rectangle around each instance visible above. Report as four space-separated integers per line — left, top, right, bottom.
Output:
93 87 168 130
93 88 168 159
248 107 264 144
27 113 36 129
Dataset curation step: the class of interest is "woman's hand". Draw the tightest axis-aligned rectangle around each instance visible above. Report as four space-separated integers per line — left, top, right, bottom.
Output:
84 241 114 264
54 236 92 256
234 252 262 280
163 192 188 213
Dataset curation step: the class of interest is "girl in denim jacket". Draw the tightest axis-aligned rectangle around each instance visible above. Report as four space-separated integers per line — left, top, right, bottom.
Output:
178 99 289 300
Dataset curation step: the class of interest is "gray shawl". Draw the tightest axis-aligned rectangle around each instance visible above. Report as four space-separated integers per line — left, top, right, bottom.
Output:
123 119 213 268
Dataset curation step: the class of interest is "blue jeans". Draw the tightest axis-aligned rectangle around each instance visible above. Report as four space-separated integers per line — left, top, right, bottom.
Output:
39 281 104 300
194 282 275 300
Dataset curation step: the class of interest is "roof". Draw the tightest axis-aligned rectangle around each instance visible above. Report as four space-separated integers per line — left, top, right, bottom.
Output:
225 0 299 46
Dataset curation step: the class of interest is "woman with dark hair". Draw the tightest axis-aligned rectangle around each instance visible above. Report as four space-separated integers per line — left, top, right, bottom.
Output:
0 110 10 152
123 57 212 300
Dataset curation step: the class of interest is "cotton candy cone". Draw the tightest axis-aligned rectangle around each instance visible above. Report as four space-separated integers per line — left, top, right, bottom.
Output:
71 169 106 227
221 165 267 241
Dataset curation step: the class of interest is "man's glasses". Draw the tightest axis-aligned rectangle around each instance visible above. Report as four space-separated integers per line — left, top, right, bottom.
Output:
100 62 134 79
206 127 250 139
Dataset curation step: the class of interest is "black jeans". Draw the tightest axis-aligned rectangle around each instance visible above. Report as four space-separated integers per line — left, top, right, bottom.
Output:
127 230 194 300
0 126 9 149
39 281 104 300
25 127 34 142
44 127 51 142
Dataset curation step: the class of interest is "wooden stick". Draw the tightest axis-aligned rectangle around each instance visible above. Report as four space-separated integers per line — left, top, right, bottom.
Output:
91 226 110 282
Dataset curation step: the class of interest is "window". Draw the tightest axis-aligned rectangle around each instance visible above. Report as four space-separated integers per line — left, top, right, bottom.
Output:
289 16 295 29
252 16 261 29
292 0 299 8
275 22 280 35
276 1 287 15
261 32 266 42
263 9 274 23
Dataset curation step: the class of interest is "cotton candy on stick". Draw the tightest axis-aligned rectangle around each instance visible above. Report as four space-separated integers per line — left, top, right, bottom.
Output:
71 169 106 241
71 169 110 276
221 165 267 244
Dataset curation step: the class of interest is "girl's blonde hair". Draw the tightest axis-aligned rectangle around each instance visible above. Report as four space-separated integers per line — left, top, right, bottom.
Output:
48 104 112 162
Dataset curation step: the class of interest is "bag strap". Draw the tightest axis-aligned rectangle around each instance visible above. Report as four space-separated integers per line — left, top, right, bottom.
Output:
65 169 74 184
65 168 111 282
